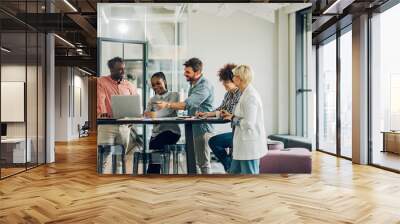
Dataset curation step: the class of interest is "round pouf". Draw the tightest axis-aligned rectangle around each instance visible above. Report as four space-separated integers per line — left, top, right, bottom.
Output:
260 148 312 174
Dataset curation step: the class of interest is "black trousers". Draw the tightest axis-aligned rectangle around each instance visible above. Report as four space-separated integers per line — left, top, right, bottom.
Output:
149 131 181 150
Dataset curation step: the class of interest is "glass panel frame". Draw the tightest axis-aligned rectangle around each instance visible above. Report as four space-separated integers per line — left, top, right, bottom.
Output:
0 1 47 179
317 35 337 155
339 26 353 159
370 3 400 172
316 23 353 160
97 38 149 174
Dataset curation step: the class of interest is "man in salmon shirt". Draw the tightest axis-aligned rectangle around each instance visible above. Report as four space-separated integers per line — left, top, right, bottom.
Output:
97 57 141 174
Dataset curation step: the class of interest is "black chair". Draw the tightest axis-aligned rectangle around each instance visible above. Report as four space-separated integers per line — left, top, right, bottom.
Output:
132 147 171 175
79 121 90 138
165 144 186 174
97 144 126 174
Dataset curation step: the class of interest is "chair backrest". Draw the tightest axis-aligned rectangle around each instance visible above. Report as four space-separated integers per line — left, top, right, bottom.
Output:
98 144 125 155
164 144 185 152
82 121 90 129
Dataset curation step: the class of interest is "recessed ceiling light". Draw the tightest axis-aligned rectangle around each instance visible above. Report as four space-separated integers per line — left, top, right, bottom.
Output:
118 23 129 34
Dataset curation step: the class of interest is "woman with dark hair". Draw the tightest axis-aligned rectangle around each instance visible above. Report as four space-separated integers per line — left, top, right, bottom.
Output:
144 72 181 150
196 63 241 172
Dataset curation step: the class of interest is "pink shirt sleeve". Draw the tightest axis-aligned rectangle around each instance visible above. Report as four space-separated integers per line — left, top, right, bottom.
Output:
97 79 106 117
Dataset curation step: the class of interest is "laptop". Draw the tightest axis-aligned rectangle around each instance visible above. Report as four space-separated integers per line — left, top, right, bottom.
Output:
111 95 142 119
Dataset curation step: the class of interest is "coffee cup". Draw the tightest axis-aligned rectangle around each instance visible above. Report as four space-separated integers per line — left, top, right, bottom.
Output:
148 111 157 118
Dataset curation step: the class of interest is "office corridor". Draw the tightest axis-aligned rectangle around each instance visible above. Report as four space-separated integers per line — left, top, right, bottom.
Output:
0 135 400 223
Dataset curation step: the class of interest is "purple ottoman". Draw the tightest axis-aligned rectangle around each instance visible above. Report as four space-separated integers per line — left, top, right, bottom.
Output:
267 140 284 150
260 148 312 174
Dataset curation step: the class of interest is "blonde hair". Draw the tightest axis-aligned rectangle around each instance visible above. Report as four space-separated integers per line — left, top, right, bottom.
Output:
233 65 253 86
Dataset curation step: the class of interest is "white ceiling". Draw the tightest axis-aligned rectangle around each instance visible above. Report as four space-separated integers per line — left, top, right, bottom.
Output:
98 3 311 60
189 3 290 23
101 3 311 24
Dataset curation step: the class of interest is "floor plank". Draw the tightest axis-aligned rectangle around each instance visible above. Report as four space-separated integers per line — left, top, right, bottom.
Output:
1 135 400 223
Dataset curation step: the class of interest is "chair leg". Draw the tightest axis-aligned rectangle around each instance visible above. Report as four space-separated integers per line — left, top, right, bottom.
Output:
160 153 165 174
122 154 126 174
112 154 117 174
174 147 186 174
178 152 185 174
165 152 171 174
173 150 179 174
98 150 103 174
161 152 171 174
142 153 148 174
177 152 181 174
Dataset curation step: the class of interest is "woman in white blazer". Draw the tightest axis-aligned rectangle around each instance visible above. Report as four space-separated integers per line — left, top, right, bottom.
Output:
221 65 267 174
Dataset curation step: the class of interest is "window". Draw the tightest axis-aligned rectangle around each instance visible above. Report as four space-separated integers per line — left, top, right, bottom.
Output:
0 2 46 179
370 3 400 171
317 36 337 154
340 28 352 158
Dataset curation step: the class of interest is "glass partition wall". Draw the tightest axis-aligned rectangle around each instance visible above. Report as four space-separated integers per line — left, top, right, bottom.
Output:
317 35 337 155
97 4 188 174
97 3 312 175
339 27 352 159
370 3 400 171
0 3 46 179
98 4 189 101
316 26 353 159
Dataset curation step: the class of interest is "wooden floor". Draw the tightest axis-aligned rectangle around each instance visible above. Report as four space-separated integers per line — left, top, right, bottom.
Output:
373 151 400 171
1 135 400 223
0 167 26 178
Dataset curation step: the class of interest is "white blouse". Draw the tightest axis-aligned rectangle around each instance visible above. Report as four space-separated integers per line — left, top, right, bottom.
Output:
232 85 267 160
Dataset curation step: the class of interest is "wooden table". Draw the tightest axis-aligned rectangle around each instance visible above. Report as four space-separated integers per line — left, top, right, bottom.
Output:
382 131 400 154
97 117 229 174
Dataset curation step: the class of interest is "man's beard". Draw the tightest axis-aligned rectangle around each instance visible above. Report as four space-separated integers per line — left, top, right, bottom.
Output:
112 73 124 84
186 76 195 82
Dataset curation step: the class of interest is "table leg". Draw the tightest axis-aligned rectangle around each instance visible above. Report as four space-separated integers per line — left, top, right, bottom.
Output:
142 152 147 174
185 123 197 174
382 133 386 152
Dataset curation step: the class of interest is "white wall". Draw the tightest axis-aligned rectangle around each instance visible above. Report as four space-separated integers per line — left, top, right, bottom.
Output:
55 66 69 141
55 67 89 141
187 10 277 135
186 8 303 136
1 64 47 162
72 74 89 138
279 9 292 135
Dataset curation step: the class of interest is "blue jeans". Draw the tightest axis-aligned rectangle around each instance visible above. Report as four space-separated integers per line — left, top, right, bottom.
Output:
208 132 233 172
229 159 260 174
